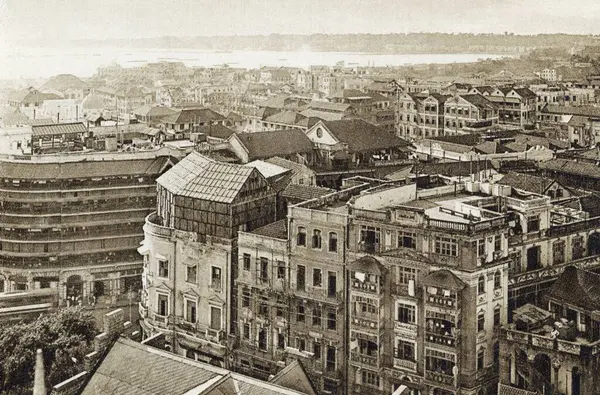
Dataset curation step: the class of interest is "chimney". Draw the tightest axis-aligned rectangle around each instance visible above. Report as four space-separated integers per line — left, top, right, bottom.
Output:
33 349 46 395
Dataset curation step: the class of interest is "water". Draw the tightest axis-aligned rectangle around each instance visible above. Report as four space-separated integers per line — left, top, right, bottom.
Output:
0 46 510 80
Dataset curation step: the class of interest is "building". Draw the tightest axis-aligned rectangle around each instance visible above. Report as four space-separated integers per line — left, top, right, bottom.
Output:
329 90 395 133
443 94 499 135
0 148 179 319
139 151 278 367
472 87 537 129
498 266 600 395
227 129 314 164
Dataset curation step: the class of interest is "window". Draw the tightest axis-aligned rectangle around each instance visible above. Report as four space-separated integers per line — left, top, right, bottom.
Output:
157 294 168 316
210 307 221 330
398 232 416 249
328 232 338 252
186 265 197 284
259 257 269 282
297 303 305 322
494 235 502 252
477 348 485 371
478 275 486 294
296 337 306 352
211 266 222 290
276 261 286 279
185 299 197 323
360 226 381 253
297 227 306 246
478 311 485 332
243 323 250 340
326 346 336 372
477 239 485 256
259 300 268 316
435 236 458 256
494 270 501 289
243 253 251 271
258 328 267 351
572 235 585 260
398 266 416 285
241 287 250 307
493 342 500 364
277 333 285 349
297 265 306 291
312 229 322 249
313 268 322 287
396 339 415 361
327 311 337 330
527 216 540 233
313 342 322 359
361 369 380 388
158 259 169 278
494 306 501 327
397 303 416 324
312 307 322 326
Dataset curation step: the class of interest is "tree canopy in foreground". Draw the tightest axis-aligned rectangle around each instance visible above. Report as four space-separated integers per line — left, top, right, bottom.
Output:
0 307 98 394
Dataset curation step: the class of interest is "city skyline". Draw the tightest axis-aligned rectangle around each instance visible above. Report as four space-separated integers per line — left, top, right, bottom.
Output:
3 0 600 46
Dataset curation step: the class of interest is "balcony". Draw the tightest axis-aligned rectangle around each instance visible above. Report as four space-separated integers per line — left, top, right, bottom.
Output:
394 321 418 334
425 332 457 348
351 280 381 295
547 216 600 237
465 119 493 129
351 316 382 333
393 357 417 371
426 294 458 310
144 213 173 238
0 185 156 203
350 350 380 368
508 255 600 288
425 370 456 387
138 302 148 319
503 326 600 357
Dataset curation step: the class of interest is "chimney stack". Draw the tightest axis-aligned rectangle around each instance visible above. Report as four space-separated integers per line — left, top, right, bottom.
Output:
33 349 46 395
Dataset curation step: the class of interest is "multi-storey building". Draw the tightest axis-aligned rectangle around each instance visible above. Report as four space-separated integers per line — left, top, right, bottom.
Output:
499 266 600 395
443 94 499 135
397 93 451 140
0 147 180 318
396 93 423 139
419 94 451 138
471 87 537 129
139 151 278 367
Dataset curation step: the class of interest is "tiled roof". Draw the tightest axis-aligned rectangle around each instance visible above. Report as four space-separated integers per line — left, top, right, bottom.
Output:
298 109 347 121
414 160 495 177
460 94 497 109
473 141 515 154
31 122 87 136
430 134 480 146
270 360 318 395
134 105 177 118
41 74 88 92
0 156 170 180
198 124 235 140
232 130 314 161
322 119 409 153
227 111 244 122
498 384 538 395
281 184 334 201
244 160 290 179
82 338 309 395
161 108 225 125
541 104 600 117
549 266 600 311
1 112 32 126
307 101 353 112
513 87 537 99
250 219 288 239
157 151 257 203
498 172 555 195
265 156 311 175
538 158 600 178
265 110 306 125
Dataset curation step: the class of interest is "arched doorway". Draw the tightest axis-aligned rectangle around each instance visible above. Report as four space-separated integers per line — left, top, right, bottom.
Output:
588 232 600 256
533 354 552 395
66 275 83 304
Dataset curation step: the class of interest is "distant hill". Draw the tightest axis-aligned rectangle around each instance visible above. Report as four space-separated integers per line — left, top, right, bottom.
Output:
67 33 600 54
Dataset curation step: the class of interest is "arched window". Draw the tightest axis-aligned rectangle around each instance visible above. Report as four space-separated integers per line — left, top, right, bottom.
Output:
328 232 338 253
297 227 306 246
312 229 322 249
494 270 501 289
478 275 486 294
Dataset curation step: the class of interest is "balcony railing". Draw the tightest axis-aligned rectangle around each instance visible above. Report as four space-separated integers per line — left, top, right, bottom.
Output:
508 255 600 287
393 357 417 371
547 216 600 237
425 370 456 387
350 350 380 368
351 280 381 294
426 294 458 309
425 332 457 348
503 327 600 357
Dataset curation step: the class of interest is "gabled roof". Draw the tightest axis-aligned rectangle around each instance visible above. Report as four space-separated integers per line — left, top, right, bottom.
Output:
498 172 557 195
430 134 481 146
548 266 600 311
244 160 290 179
265 110 307 125
231 130 314 161
265 156 312 175
197 124 236 140
426 93 452 103
539 158 600 178
513 87 537 99
161 108 225 125
270 360 318 395
421 269 466 291
459 94 497 110
320 119 409 153
157 151 258 203
81 338 308 395
472 141 515 155
471 85 495 95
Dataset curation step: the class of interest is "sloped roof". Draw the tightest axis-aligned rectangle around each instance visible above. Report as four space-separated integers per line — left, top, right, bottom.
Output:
421 269 466 291
227 111 244 122
81 338 308 395
472 85 495 95
244 160 290 179
430 134 481 146
541 104 600 117
157 151 258 203
232 130 314 161
270 360 318 395
472 141 515 154
265 110 306 125
198 124 236 140
41 74 87 92
498 172 556 195
8 87 58 104
250 219 288 239
321 119 409 153
31 122 87 136
414 160 495 177
548 266 600 311
539 158 600 178
460 94 497 110
161 108 225 124
307 101 353 112
498 383 538 395
579 194 600 218
265 156 311 175
298 109 347 121
513 87 537 99
282 184 334 202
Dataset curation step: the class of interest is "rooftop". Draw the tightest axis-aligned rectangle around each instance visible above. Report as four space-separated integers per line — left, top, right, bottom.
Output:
250 219 288 240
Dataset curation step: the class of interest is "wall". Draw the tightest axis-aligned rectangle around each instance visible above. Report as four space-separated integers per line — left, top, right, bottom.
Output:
352 184 417 211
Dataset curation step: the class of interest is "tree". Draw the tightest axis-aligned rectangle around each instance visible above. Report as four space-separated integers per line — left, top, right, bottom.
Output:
0 307 98 394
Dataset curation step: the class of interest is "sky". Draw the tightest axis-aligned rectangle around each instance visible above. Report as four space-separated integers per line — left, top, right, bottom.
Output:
2 0 600 45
